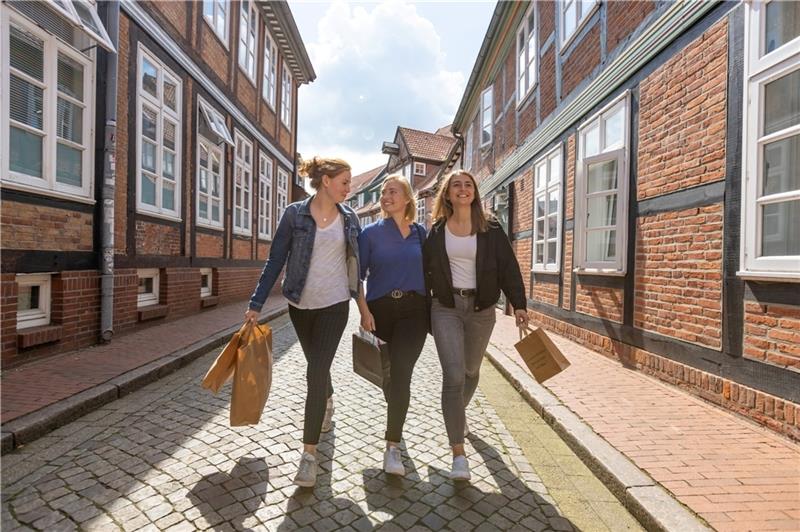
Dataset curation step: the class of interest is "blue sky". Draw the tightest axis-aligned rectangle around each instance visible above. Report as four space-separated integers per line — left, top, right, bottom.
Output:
289 1 496 175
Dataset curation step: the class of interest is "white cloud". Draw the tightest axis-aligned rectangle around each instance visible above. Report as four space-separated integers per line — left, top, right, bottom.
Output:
297 1 465 175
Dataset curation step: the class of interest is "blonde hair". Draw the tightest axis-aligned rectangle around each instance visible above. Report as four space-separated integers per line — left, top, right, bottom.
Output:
298 156 351 190
379 174 417 222
432 170 489 234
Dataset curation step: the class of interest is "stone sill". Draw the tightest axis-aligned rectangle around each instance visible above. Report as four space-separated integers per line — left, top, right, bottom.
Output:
138 304 168 322
201 296 219 308
17 324 63 349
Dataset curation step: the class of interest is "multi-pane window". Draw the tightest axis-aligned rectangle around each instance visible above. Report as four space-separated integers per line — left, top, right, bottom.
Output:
203 0 229 45
200 268 212 298
532 147 562 271
258 152 273 240
3 16 94 199
414 162 426 176
741 1 800 278
480 86 493 146
262 33 277 109
464 122 474 170
417 200 426 226
281 64 292 127
16 274 51 329
402 164 411 178
561 0 597 46
277 168 288 222
137 269 159 307
575 94 629 273
136 46 182 219
197 138 224 228
233 131 253 236
238 0 258 82
517 5 537 102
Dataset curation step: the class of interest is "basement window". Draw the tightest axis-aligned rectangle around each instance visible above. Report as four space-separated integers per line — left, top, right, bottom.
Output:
137 268 159 307
200 268 213 298
16 273 51 329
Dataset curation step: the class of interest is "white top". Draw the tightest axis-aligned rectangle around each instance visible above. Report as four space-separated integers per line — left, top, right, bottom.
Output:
445 224 477 289
293 214 350 309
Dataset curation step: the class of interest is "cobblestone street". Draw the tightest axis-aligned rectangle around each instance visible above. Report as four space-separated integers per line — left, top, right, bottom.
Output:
2 309 638 531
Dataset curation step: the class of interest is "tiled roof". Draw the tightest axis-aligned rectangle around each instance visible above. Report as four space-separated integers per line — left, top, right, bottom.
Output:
434 124 454 137
349 165 384 196
399 127 458 162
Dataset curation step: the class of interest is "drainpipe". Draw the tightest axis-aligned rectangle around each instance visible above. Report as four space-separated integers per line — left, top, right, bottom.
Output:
99 1 119 342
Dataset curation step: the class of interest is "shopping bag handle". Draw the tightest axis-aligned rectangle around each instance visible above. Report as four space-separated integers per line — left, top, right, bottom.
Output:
518 325 534 341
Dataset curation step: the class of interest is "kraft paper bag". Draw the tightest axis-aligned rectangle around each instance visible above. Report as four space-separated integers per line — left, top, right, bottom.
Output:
352 327 390 392
514 326 570 383
201 324 245 394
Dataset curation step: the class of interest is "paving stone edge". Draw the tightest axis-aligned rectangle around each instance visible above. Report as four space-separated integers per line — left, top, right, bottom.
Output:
0 308 288 455
484 343 713 532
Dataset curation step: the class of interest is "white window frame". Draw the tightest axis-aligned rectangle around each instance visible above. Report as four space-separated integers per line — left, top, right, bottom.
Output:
262 32 277 109
202 0 229 47
137 268 159 308
1 11 96 202
402 163 411 178
42 0 116 52
200 268 213 298
136 44 182 220
258 152 273 240
574 92 630 274
517 4 537 105
464 121 474 170
532 145 563 272
480 86 493 147
238 0 258 83
417 200 426 225
358 193 365 208
16 273 51 329
560 0 600 49
198 97 234 146
740 0 800 280
196 136 224 229
233 130 253 236
276 167 289 221
280 64 292 128
414 162 427 176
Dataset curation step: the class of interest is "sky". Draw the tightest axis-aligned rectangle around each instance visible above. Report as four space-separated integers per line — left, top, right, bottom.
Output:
288 0 497 176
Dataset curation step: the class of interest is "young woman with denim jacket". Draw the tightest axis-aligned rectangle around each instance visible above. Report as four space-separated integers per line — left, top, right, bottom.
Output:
245 157 361 488
357 175 428 477
422 170 529 481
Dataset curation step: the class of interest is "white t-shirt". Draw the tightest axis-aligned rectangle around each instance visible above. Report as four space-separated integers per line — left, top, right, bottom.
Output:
445 224 477 290
293 214 350 309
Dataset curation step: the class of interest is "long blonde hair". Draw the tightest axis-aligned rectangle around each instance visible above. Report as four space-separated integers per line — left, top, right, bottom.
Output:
380 174 417 222
432 170 489 234
298 156 351 189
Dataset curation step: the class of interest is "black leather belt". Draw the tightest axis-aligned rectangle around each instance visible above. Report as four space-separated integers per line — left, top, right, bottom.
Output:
452 288 477 297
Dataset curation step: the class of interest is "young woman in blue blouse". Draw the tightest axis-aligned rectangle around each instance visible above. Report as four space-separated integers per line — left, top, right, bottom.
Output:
357 175 428 476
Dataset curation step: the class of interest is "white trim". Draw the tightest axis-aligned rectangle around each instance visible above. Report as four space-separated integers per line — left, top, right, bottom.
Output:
517 3 537 106
560 0 600 50
464 121 474 170
198 96 233 146
137 268 159 307
416 199 426 225
196 136 224 229
202 0 229 49
237 0 258 84
200 268 213 297
280 63 292 128
480 86 493 147
276 167 288 222
531 145 563 272
262 31 277 110
16 273 51 329
258 151 273 240
27 0 116 52
233 130 253 236
413 161 427 176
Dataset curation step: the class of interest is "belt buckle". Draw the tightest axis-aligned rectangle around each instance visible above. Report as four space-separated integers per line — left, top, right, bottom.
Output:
390 289 403 299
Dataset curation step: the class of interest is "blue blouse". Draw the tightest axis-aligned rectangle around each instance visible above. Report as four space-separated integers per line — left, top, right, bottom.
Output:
358 218 427 302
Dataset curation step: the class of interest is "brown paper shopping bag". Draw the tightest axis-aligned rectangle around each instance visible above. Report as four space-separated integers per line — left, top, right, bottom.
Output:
514 326 570 383
230 322 272 426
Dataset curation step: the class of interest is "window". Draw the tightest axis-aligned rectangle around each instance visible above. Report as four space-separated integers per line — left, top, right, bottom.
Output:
277 168 288 222
233 131 253 236
358 193 365 208
42 0 115 52
464 122 474 170
137 269 159 307
417 200 426 226
16 273 51 329
238 0 258 82
281 64 293 127
532 146 562 271
198 98 234 146
741 1 800 279
3 15 95 200
480 86 493 146
414 162 427 176
561 0 598 46
517 5 537 103
203 0 229 46
200 268 212 297
574 93 629 273
258 152 273 240
136 45 182 219
402 163 411 178
197 138 224 229
262 33 277 109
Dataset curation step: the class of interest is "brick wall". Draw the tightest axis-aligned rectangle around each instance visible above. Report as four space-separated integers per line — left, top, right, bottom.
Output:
538 1 555 41
148 0 188 37
257 242 269 261
562 24 600 98
200 18 229 83
232 238 252 260
607 1 655 52
511 170 533 233
162 268 201 319
575 285 624 322
635 204 723 349
638 18 727 200
1 274 18 361
1 202 93 251
116 15 130 254
540 47 556 121
744 302 800 370
532 277 559 307
197 233 224 258
135 221 182 255
514 238 533 297
216 267 265 304
518 90 537 143
565 135 575 219
260 103 277 136
562 230 573 310
237 74 258 118
113 269 138 334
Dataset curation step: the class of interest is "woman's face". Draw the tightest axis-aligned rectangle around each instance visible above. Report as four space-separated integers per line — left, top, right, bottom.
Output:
380 181 409 216
447 174 475 208
323 170 352 203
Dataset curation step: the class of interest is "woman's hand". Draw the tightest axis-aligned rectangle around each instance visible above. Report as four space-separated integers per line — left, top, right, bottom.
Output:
514 309 529 329
244 309 260 324
360 309 376 332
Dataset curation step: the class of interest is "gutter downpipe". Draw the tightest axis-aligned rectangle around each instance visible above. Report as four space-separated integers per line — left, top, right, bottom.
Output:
100 1 119 342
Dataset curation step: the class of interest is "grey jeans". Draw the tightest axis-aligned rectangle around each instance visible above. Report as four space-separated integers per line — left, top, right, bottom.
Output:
431 295 496 445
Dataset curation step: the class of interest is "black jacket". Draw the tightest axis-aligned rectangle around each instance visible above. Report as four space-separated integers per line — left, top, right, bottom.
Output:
422 219 527 312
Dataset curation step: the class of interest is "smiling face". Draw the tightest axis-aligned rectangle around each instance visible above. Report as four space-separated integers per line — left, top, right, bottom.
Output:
447 173 476 207
380 180 410 216
322 170 352 203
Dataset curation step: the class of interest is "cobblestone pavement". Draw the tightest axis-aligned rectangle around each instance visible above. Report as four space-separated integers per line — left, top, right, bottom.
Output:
2 308 633 531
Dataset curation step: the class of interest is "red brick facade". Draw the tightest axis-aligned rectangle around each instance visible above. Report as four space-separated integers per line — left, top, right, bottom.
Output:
744 303 800 370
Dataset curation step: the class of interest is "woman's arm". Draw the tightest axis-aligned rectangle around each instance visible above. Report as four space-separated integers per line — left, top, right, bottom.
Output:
496 227 529 326
247 207 294 315
356 227 375 331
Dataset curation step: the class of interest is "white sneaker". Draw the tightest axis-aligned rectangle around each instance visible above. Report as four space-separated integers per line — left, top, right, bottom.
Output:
451 455 471 481
383 446 405 476
464 419 470 438
321 397 334 432
293 452 318 487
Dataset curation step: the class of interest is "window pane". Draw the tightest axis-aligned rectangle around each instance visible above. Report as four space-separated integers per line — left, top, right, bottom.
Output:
547 241 557 264
57 54 84 101
200 144 208 168
201 274 210 288
536 164 546 188
536 219 545 240
762 135 800 196
765 1 800 55
163 120 176 150
142 108 157 141
213 174 221 196
587 194 617 228
10 75 43 129
163 78 177 111
549 155 561 184
18 284 40 311
547 214 557 238
764 69 800 135
138 277 153 294
200 168 208 192
212 201 220 222
535 243 544 264
203 0 213 18
536 196 545 219
10 127 43 178
72 0 104 36
142 57 158 98
761 200 800 256
604 106 625 148
564 1 576 38
548 189 559 216
163 152 175 180
199 197 208 219
583 126 599 157
586 229 616 261
587 159 618 193
142 141 156 172
141 173 156 205
10 26 43 81
56 143 82 187
163 182 175 210
57 98 83 143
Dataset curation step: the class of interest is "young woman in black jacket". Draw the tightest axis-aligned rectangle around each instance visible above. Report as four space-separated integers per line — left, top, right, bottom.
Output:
422 170 529 481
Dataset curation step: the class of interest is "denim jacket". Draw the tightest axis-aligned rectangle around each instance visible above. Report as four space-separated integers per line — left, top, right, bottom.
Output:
249 195 361 311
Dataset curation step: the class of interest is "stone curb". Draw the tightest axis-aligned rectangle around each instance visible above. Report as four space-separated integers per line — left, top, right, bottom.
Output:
484 343 713 532
1 308 288 455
